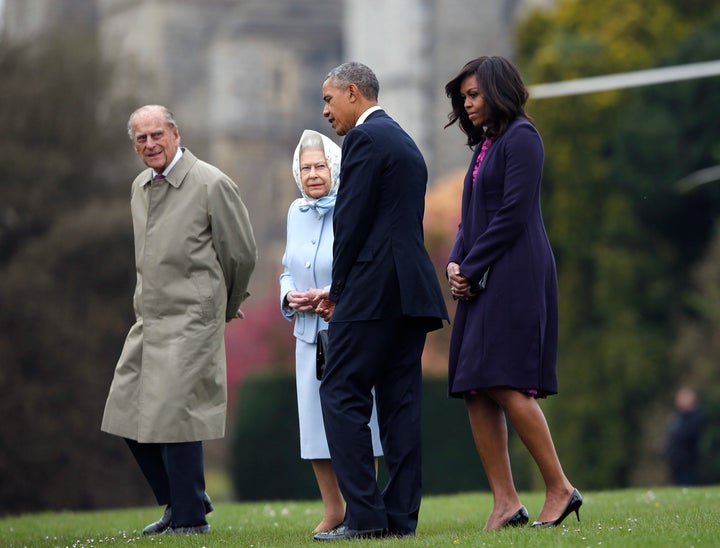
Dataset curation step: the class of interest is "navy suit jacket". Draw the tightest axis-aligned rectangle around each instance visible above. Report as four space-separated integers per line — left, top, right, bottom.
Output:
329 110 448 326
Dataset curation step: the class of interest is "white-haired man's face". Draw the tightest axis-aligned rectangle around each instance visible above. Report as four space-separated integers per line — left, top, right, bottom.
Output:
130 109 180 172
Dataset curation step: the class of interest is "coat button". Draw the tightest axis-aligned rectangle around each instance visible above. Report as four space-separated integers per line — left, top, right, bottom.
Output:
311 239 317 244
305 261 311 268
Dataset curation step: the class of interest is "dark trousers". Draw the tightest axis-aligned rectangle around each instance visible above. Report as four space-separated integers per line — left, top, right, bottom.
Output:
125 438 207 527
319 318 427 534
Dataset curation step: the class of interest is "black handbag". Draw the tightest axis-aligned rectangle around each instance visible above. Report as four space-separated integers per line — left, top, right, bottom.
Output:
315 329 329 380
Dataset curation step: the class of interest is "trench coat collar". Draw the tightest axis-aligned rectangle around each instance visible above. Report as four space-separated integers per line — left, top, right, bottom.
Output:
139 147 197 189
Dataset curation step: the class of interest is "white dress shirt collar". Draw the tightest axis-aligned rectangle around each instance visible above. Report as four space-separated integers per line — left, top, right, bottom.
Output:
356 105 383 126
154 147 184 178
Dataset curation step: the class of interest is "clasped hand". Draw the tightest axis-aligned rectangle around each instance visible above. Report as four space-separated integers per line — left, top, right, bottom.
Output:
287 289 335 321
447 262 476 301
312 291 335 321
227 309 245 323
286 288 327 313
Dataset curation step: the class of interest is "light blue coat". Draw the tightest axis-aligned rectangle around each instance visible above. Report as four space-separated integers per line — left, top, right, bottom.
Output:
279 199 334 343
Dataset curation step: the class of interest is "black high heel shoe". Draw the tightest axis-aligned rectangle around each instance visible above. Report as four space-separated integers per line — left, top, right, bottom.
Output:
531 489 582 528
503 506 529 527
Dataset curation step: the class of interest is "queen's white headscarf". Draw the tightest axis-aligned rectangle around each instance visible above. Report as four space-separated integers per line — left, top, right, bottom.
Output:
291 129 342 218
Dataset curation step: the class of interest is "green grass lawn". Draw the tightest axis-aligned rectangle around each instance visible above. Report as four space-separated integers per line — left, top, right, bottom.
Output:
2 486 719 547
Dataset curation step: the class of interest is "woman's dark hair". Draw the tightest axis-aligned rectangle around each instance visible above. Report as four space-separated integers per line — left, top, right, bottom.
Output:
444 56 531 146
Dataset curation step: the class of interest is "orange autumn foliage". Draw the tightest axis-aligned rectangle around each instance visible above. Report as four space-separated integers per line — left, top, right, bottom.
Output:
422 169 466 376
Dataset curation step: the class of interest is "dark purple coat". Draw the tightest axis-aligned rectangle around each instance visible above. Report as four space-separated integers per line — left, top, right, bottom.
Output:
447 118 558 397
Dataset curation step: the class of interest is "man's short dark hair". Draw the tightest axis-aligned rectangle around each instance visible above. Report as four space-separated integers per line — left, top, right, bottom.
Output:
326 62 379 101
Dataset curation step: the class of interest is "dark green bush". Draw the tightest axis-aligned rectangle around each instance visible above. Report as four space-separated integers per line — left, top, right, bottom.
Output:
230 374 319 500
697 400 720 485
230 374 504 501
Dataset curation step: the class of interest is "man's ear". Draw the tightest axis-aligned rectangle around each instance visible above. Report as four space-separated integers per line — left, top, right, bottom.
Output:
346 83 360 103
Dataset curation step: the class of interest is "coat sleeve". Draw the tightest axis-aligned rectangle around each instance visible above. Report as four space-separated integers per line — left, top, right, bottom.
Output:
329 128 381 303
208 176 257 320
447 147 477 270
460 123 543 283
448 224 465 267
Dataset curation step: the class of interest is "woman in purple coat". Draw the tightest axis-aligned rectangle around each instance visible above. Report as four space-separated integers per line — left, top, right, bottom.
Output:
444 56 581 531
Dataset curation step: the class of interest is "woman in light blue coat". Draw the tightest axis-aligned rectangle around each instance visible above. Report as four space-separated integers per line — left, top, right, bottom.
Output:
280 129 382 533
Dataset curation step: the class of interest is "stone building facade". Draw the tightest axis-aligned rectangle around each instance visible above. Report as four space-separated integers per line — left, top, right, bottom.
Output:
2 0 552 295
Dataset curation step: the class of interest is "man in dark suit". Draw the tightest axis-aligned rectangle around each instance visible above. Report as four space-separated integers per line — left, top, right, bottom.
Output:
313 62 448 541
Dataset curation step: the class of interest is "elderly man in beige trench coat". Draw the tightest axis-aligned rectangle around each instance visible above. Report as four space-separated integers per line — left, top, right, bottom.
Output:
101 105 256 535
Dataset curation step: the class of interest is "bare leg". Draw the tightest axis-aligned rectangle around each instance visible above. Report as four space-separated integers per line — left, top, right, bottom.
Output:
310 459 345 533
465 392 524 531
488 388 574 523
310 457 380 532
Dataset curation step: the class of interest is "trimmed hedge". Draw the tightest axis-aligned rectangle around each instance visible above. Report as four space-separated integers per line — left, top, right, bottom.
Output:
230 373 499 501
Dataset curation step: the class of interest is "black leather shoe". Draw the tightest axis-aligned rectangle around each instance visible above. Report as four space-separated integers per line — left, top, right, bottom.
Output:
142 492 213 535
503 505 529 527
387 529 416 538
313 524 386 541
202 492 214 514
163 524 211 535
531 489 582 527
142 506 171 535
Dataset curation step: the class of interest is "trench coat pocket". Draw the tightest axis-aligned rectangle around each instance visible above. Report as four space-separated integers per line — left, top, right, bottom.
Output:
190 270 215 322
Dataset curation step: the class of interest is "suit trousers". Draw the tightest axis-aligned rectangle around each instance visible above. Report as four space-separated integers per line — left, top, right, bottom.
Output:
125 438 207 527
319 317 427 534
